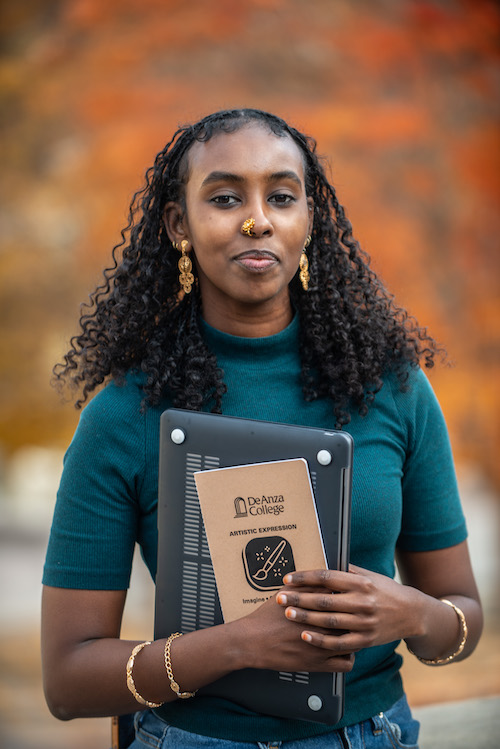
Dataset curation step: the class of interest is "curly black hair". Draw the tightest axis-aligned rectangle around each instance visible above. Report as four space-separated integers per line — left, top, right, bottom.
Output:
53 108 441 428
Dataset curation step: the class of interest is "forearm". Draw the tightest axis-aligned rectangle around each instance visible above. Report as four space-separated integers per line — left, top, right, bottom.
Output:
397 543 483 664
403 589 483 663
44 622 244 720
42 582 358 721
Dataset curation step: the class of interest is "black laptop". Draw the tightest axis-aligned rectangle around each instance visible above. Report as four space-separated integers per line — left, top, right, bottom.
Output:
154 408 353 725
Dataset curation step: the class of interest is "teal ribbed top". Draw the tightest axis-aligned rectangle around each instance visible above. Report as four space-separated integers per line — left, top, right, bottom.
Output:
43 316 466 740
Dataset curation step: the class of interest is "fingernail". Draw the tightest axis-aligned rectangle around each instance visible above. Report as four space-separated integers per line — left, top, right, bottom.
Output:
286 608 297 619
301 632 313 643
276 594 287 605
283 574 292 584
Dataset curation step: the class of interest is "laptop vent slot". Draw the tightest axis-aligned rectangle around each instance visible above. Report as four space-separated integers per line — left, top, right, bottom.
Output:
180 559 200 631
181 453 220 631
183 453 203 556
198 564 217 628
278 671 310 684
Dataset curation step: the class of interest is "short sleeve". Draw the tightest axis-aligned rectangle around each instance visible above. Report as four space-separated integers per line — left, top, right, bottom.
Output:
42 380 146 589
395 369 467 551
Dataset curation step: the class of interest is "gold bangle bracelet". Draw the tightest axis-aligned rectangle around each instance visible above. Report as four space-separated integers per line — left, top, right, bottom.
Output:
164 632 197 699
407 598 468 666
126 641 164 707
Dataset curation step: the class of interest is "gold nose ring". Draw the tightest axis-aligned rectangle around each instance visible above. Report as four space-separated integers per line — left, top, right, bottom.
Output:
241 218 256 237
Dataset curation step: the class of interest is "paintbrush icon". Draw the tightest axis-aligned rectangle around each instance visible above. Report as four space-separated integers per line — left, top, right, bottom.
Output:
252 539 287 581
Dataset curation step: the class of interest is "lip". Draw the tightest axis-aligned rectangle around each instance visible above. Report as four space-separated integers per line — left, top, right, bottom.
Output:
233 250 279 272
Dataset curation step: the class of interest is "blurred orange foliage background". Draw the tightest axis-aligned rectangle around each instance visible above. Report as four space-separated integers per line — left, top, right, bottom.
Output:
0 3 499 746
0 0 499 488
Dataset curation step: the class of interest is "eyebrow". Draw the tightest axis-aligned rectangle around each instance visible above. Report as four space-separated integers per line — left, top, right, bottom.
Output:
200 170 303 188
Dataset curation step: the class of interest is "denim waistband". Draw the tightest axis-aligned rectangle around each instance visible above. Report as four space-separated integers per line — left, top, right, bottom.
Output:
130 694 420 749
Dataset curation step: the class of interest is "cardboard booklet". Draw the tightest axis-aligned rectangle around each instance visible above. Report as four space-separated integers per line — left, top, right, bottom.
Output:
194 458 327 622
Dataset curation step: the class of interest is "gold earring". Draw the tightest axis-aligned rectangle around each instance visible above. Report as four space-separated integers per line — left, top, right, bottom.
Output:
178 239 194 294
299 252 309 291
299 235 312 291
241 218 256 237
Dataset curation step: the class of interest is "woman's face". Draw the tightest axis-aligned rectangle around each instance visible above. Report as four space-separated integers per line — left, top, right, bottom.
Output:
165 123 313 336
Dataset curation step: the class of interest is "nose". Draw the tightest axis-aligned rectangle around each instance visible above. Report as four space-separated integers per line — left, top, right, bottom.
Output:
246 200 273 238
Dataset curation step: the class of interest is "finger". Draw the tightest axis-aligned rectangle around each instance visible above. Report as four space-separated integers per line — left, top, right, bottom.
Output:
278 591 338 611
297 653 355 674
348 563 369 575
284 607 366 632
283 569 372 593
321 653 355 673
277 590 373 615
301 630 366 654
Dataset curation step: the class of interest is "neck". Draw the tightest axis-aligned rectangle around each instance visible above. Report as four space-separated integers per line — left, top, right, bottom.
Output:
200 296 294 337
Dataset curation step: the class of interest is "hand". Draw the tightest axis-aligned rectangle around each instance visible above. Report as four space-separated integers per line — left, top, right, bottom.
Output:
276 565 422 653
232 589 355 674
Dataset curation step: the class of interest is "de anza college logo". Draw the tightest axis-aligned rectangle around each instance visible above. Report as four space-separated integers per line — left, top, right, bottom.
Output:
234 497 295 592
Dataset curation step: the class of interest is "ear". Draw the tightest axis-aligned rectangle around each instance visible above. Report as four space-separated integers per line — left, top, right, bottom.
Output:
162 202 189 247
306 197 314 236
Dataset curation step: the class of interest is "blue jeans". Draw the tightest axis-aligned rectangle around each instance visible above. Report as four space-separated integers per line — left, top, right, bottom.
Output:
129 695 420 748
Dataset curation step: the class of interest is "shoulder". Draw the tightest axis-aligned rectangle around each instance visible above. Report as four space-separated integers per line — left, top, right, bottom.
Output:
66 373 155 462
79 372 146 427
383 365 441 416
59 373 169 500
382 365 452 458
370 366 447 451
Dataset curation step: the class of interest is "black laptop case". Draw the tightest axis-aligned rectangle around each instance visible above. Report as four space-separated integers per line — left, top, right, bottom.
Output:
154 408 353 725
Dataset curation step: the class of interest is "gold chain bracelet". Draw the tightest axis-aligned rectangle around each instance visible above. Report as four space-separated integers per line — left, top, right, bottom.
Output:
126 641 164 707
164 632 197 699
407 598 468 666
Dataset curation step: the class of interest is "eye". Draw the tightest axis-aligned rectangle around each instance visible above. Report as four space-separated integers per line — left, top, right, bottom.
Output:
269 193 296 205
211 195 239 206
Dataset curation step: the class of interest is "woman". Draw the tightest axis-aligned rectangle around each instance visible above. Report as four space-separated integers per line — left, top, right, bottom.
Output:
42 108 482 748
